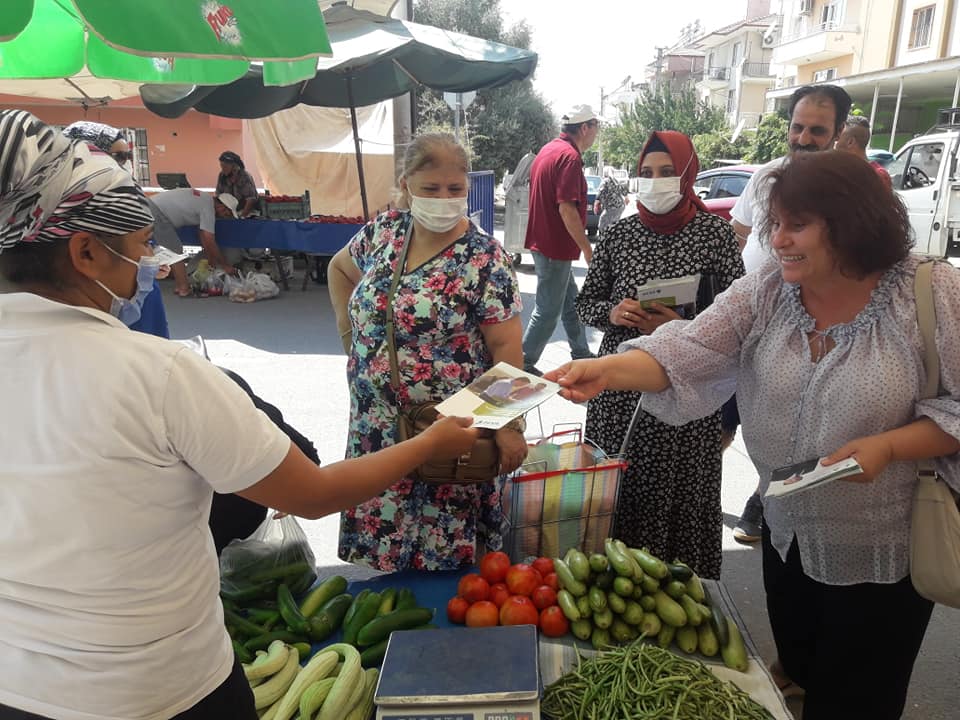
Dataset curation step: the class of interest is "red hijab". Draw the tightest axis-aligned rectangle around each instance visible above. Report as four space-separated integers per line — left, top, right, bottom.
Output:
635 130 708 236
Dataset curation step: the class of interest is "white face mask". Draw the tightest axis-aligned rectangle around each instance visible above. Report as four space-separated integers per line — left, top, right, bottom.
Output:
635 177 683 215
409 193 468 233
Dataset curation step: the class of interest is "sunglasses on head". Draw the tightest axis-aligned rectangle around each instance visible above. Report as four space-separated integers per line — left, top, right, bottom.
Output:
112 151 133 163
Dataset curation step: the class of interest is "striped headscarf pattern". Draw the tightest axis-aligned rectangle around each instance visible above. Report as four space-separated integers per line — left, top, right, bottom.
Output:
0 110 153 256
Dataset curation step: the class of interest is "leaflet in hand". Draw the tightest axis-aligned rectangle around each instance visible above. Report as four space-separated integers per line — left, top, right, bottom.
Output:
636 273 700 309
433 362 560 430
152 245 189 266
764 457 863 498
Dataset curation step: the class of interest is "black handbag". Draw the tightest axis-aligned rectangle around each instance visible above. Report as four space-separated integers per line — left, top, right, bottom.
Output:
384 233 500 485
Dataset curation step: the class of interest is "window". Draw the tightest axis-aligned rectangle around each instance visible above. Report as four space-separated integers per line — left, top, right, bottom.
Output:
813 67 838 82
713 175 750 199
693 175 715 199
820 0 845 29
123 128 151 186
909 5 935 49
731 41 743 66
888 142 943 190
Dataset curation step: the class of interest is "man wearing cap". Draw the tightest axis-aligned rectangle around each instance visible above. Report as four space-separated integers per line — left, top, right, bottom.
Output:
521 104 599 375
215 151 258 218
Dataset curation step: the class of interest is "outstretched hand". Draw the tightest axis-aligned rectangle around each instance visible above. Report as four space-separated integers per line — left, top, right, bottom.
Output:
544 359 608 404
423 416 478 461
822 434 894 483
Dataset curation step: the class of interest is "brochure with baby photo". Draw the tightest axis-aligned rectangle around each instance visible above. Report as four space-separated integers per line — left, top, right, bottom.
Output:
636 273 701 310
433 362 560 430
764 457 863 498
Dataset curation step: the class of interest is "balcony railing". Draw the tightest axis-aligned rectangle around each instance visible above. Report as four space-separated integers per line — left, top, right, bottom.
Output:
779 22 860 43
701 66 730 82
742 62 771 77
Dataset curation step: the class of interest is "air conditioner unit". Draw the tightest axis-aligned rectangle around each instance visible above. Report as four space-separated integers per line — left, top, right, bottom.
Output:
799 0 813 15
762 32 777 46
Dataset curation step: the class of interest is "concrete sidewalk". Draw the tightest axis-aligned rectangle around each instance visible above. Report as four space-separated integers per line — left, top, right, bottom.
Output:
163 256 957 719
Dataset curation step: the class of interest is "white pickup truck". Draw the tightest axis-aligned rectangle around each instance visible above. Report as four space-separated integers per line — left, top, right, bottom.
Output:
889 108 960 257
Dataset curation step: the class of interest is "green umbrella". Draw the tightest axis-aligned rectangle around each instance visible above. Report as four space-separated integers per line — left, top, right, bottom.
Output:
0 0 330 87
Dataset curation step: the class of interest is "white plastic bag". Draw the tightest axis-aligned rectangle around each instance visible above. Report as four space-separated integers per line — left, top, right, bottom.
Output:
250 271 280 300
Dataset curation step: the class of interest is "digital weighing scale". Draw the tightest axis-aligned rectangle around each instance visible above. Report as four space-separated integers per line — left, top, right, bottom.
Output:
374 624 541 720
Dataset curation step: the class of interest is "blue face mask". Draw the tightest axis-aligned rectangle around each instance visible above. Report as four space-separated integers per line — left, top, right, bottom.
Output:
95 242 161 327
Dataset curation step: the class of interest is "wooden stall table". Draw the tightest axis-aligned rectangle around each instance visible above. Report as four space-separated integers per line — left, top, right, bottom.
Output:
177 219 363 290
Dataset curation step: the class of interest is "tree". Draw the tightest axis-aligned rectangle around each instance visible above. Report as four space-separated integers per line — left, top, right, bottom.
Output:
413 0 555 180
600 86 727 169
692 131 751 169
745 112 789 164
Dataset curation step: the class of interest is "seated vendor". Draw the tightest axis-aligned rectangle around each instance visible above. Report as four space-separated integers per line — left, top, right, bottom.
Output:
215 151 258 218
149 188 237 296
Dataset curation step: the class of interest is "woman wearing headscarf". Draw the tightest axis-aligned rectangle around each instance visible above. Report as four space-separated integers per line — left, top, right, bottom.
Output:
0 110 477 719
215 150 259 218
575 131 745 578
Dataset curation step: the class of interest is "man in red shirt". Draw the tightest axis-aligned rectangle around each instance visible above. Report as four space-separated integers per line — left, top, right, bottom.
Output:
522 105 600 374
836 117 892 191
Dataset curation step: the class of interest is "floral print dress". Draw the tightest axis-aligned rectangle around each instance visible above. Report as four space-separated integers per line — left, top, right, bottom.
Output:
338 210 522 572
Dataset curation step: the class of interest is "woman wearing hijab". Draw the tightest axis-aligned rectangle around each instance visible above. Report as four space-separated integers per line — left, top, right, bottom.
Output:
0 110 477 719
575 131 744 578
215 151 259 218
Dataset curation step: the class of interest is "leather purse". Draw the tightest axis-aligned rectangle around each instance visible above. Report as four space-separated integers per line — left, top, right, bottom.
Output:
910 259 960 608
384 233 500 485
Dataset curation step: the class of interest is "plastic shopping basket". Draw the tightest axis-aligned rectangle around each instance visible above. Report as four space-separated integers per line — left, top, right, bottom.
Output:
501 426 626 563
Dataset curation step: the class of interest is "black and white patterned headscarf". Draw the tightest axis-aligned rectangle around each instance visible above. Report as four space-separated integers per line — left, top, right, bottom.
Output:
0 110 154 256
62 120 124 154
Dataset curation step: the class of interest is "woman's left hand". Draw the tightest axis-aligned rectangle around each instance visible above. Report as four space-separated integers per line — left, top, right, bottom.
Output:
156 264 171 280
822 434 894 483
495 427 528 475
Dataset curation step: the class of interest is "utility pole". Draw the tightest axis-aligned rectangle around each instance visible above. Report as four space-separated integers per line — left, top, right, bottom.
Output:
655 46 666 92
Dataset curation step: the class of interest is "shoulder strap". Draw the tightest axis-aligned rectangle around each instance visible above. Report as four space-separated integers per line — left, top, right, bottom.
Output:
385 225 412 396
915 259 940 401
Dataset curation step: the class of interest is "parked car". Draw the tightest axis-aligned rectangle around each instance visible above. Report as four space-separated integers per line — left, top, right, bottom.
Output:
585 174 602 236
867 148 896 168
693 165 759 221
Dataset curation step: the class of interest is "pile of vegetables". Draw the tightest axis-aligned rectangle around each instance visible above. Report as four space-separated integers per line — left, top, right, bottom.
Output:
541 640 774 720
244 641 378 720
554 540 749 672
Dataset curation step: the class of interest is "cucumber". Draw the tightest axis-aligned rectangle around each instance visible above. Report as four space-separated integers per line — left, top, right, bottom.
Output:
588 553 610 573
567 550 591 582
552 558 587 597
342 591 381 645
232 639 254 663
220 580 277 605
639 612 662 637
571 619 593 641
277 584 310 635
606 591 627 615
629 548 669 580
243 630 309 652
676 625 698 654
299 576 349 618
223 608 267 638
356 607 435 647
557 590 581 621
653 590 687 628
679 594 704 627
377 588 397 616
343 589 372 628
395 588 417 611
697 623 719 657
720 617 749 672
307 593 353 642
588 586 608 612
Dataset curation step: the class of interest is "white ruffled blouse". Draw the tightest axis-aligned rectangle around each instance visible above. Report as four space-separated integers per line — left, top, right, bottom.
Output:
625 254 960 585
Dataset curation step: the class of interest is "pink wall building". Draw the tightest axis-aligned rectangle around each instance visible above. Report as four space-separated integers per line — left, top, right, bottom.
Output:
0 95 263 190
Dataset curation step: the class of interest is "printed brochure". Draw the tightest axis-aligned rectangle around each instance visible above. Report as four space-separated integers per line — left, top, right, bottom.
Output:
433 362 560 430
764 457 863 498
152 245 189 267
635 273 700 309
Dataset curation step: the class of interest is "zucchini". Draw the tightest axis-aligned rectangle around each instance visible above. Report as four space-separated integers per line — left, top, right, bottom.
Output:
685 573 706 604
610 619 636 644
356 607 435 647
622 600 644 626
709 605 730 648
698 623 719 657
587 586 608 612
656 623 676 649
666 562 694 582
606 591 627 615
664 580 687 600
629 547 669 580
588 553 609 573
679 593 704 627
676 625 699 654
720 617 749 672
612 576 634 597
571 619 592 641
593 568 616 590
653 590 687 628
638 595 656 612
639 611 662 637
590 627 610 650
566 549 591 582
603 538 635 578
299 575 348 618
552 558 587 596
557 589 581 621
592 607 613 629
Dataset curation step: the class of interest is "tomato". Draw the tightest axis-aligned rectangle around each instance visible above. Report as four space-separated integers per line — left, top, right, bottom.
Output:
499 595 540 626
465 600 500 628
531 585 558 610
479 551 511 585
489 582 511 608
532 557 555 578
446 596 469 624
543 572 560 592
505 564 539 597
539 606 570 638
457 573 490 603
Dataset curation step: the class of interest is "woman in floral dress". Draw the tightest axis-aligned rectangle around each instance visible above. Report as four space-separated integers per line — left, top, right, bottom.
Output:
594 171 628 236
575 131 744 578
328 133 527 572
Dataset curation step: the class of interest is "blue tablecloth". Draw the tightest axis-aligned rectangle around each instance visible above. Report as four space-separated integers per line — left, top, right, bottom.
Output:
177 219 362 255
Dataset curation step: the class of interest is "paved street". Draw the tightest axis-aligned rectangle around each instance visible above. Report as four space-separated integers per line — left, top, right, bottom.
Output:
164 251 957 719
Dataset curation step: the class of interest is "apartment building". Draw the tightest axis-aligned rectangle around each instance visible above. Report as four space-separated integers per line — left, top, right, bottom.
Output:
694 13 778 131
768 0 960 151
